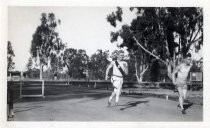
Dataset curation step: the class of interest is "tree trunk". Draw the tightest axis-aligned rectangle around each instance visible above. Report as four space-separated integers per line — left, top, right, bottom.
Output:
129 30 166 65
139 65 148 82
39 63 43 80
134 55 149 84
134 56 140 83
166 61 172 80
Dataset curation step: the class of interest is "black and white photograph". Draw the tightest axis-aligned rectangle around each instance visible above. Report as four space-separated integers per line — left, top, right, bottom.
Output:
1 0 210 128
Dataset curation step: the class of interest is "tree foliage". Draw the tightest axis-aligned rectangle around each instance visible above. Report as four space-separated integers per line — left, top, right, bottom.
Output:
89 49 110 80
107 7 203 81
30 13 66 79
63 48 89 79
50 52 64 74
26 57 33 71
7 41 15 72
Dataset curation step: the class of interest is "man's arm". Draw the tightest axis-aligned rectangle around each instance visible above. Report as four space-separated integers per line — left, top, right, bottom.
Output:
123 62 128 75
172 65 181 85
105 62 113 80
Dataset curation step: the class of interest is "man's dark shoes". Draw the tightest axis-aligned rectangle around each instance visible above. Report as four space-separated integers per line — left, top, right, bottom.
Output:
174 88 178 92
182 109 186 114
108 101 111 107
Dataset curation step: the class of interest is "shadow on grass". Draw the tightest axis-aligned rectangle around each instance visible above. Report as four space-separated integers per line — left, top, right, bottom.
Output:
10 86 152 104
14 106 43 113
184 103 194 110
119 100 149 111
9 86 158 103
11 86 113 103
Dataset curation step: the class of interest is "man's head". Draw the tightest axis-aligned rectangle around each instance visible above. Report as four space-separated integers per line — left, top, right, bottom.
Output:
184 53 192 65
111 50 124 61
117 50 124 61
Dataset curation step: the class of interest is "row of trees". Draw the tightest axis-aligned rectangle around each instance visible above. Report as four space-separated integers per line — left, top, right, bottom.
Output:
27 13 117 80
8 7 203 82
7 37 170 81
7 13 110 80
63 48 110 80
25 12 109 79
26 48 110 80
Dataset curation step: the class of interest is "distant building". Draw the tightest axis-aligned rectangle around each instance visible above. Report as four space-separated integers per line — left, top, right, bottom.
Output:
7 71 22 81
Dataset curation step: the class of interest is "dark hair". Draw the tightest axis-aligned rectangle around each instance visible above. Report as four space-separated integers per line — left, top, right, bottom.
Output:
118 50 124 54
184 53 191 58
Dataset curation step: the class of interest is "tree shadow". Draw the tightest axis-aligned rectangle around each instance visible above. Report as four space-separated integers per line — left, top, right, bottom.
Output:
119 100 149 111
184 102 194 110
14 92 111 103
11 86 151 104
177 102 194 110
14 106 43 113
11 86 112 103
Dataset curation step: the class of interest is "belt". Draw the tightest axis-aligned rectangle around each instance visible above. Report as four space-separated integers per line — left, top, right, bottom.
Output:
112 74 123 78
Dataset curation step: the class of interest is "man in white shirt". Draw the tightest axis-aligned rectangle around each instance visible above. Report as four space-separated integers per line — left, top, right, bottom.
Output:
172 53 192 114
105 50 128 106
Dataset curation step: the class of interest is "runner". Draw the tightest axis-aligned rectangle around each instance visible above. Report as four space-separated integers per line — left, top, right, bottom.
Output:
172 53 192 114
105 50 128 106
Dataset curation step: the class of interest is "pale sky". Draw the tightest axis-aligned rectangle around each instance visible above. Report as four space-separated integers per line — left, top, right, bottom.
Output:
8 6 136 71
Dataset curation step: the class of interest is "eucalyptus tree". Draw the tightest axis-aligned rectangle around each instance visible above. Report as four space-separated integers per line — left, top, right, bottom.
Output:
107 7 203 82
26 57 33 71
30 13 66 79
